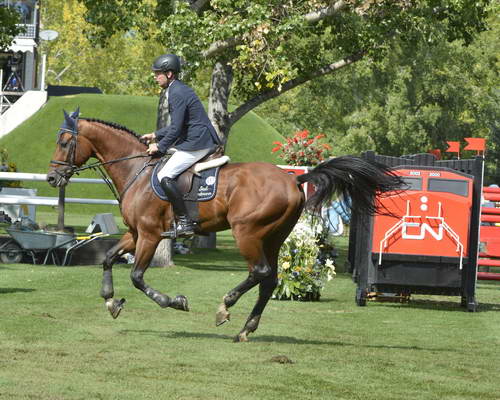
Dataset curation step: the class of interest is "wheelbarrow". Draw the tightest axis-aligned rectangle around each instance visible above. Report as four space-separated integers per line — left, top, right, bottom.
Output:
1 228 75 264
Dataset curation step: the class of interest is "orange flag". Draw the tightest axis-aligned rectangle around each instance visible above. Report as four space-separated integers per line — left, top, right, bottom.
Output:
464 138 486 153
445 141 460 153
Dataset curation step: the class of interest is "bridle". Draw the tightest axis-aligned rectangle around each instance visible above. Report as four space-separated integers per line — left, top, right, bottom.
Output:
51 126 79 169
50 111 153 203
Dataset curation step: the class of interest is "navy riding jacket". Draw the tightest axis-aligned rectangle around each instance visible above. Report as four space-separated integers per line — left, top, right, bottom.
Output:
154 80 221 154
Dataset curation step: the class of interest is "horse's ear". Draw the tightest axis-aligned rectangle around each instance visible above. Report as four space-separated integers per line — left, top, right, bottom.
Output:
70 107 80 119
62 109 77 132
63 109 73 125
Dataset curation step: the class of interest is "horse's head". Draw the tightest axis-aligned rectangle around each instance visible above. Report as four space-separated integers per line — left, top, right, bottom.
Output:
46 108 94 187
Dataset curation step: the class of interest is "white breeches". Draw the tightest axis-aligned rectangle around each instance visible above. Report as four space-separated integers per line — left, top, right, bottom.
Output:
157 148 212 180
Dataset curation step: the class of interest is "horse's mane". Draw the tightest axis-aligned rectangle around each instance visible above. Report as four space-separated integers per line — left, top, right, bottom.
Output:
81 118 142 142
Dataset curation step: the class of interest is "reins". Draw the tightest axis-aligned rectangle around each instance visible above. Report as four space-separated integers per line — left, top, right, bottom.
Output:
75 153 156 204
71 153 150 173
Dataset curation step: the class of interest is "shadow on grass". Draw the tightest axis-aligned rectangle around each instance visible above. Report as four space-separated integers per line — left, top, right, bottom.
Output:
271 298 338 304
175 249 247 272
118 328 346 345
180 263 247 272
117 329 457 351
380 299 499 312
0 287 36 294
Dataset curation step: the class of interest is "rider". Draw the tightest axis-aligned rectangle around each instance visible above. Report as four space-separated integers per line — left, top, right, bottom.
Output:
142 54 222 238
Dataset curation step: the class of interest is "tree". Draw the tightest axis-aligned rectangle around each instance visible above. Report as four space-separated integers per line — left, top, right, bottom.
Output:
0 5 22 50
257 9 499 180
41 0 163 95
79 0 492 142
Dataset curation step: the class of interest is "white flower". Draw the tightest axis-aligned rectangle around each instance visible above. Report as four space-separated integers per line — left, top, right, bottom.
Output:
325 258 336 281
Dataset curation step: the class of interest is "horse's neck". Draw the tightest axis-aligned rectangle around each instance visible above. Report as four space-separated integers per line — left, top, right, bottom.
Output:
85 123 147 194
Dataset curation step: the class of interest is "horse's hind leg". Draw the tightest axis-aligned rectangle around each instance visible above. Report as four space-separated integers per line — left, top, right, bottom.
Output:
216 230 279 341
101 231 135 319
215 256 267 326
234 245 280 342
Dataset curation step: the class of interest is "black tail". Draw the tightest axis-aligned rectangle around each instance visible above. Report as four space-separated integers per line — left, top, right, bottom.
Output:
297 156 404 215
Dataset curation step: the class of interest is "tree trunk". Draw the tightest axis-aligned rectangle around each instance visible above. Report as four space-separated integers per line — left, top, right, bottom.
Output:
150 239 174 267
208 61 233 142
192 232 217 249
204 61 232 251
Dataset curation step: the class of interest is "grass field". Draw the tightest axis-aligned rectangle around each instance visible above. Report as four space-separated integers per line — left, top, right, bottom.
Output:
0 93 499 400
1 231 499 400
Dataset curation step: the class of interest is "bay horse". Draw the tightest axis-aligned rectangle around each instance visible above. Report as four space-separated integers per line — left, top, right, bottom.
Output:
47 109 401 342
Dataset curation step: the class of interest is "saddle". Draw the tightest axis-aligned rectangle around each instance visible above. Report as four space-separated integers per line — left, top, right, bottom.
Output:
176 145 228 194
151 145 230 200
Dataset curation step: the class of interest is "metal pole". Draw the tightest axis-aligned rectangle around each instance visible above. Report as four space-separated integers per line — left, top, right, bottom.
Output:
57 186 65 231
40 54 46 92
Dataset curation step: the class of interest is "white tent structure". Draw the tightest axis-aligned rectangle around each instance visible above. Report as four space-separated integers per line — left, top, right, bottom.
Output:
0 1 47 136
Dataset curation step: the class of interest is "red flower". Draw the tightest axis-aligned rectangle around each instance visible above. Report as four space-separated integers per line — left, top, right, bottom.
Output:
297 130 309 139
271 129 332 166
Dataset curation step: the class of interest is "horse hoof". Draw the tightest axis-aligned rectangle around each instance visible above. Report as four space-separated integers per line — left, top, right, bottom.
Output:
171 295 189 312
106 298 126 319
215 304 230 326
233 332 248 343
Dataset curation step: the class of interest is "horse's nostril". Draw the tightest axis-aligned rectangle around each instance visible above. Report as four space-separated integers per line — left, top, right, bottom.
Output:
46 174 57 186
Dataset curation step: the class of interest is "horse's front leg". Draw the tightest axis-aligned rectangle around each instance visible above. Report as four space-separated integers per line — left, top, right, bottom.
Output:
101 231 136 319
130 234 189 312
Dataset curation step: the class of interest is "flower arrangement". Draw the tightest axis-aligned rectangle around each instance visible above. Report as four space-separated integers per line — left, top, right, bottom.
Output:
274 213 336 301
272 129 332 166
0 148 20 188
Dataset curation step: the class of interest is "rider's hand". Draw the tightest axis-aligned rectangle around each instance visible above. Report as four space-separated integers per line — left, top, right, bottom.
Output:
147 143 160 155
141 132 156 144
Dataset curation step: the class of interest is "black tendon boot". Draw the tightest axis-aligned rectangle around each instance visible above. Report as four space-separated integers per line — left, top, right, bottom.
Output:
160 177 196 238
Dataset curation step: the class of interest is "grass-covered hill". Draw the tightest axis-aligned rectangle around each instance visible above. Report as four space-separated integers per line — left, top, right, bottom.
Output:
0 94 283 218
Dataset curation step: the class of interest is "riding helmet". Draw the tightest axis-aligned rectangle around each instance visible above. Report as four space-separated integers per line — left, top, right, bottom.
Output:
152 54 181 73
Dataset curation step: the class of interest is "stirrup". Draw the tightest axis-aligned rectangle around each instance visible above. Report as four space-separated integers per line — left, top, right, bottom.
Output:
161 219 196 239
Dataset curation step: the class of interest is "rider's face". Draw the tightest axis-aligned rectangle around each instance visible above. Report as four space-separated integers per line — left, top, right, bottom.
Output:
154 71 171 88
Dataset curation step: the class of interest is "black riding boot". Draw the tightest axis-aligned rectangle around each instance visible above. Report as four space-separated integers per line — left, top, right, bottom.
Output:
160 177 196 238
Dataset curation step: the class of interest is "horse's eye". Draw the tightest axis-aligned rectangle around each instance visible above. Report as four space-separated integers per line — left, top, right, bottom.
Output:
60 141 68 149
